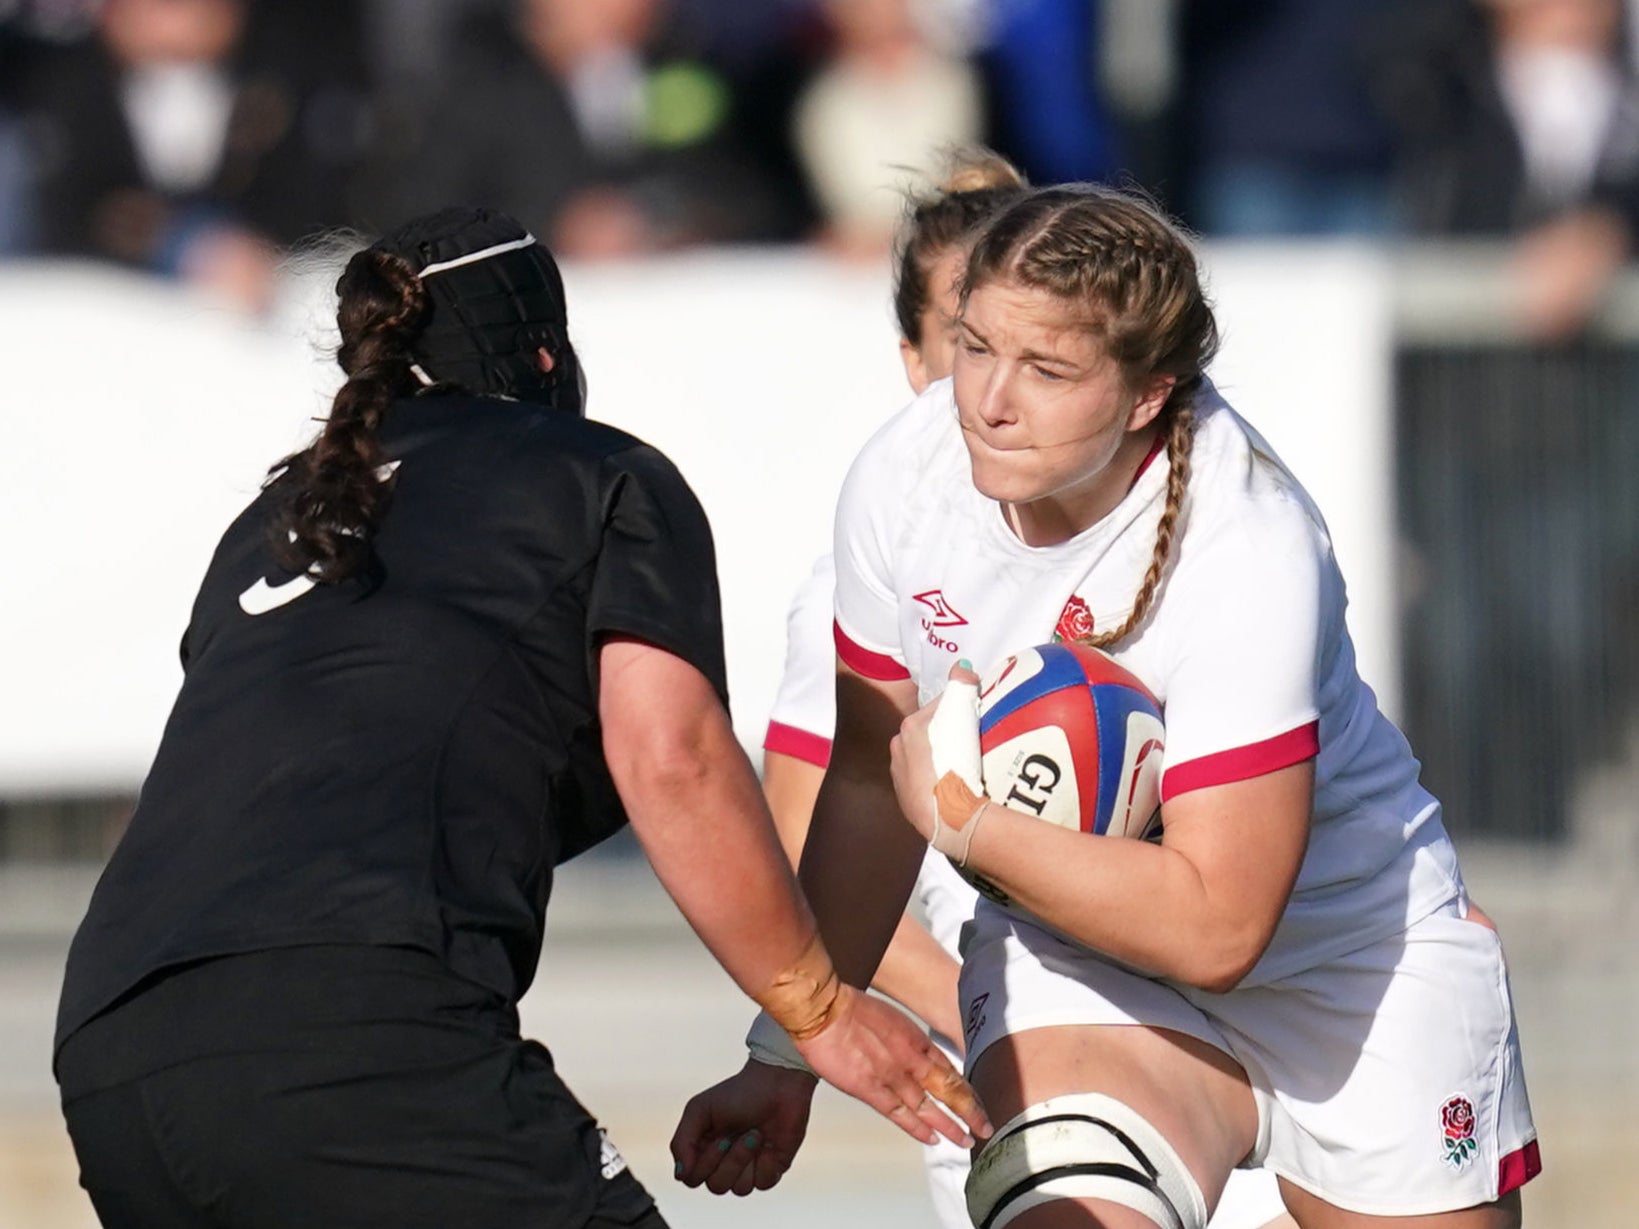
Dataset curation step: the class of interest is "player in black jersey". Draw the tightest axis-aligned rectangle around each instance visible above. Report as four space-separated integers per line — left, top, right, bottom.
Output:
53 207 986 1229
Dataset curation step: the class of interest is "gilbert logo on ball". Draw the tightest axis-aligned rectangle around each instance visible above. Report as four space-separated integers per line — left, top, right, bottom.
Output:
963 642 1165 910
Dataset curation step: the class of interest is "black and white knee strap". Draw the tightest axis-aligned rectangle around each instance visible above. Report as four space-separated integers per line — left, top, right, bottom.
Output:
965 1093 1208 1229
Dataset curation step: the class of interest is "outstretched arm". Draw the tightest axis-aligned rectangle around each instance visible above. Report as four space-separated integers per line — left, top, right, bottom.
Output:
764 748 964 1045
601 635 809 996
599 636 986 1183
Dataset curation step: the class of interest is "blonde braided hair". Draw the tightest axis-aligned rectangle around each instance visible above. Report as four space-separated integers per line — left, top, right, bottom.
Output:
961 185 1219 648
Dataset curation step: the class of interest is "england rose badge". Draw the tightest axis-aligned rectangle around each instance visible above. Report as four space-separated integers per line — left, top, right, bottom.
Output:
1440 1094 1478 1170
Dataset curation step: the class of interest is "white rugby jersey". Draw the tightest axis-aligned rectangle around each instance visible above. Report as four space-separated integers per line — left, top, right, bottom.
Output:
765 555 839 770
833 378 1466 984
765 552 980 960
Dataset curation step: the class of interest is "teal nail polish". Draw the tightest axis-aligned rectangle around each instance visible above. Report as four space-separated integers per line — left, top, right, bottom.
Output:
674 1161 683 1177
743 1131 761 1150
717 1138 732 1153
958 659 973 670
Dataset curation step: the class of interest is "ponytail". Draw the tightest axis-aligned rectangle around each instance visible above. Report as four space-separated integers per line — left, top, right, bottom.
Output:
267 248 428 584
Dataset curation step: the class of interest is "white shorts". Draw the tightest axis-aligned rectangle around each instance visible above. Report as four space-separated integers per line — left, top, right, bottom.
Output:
958 900 1540 1217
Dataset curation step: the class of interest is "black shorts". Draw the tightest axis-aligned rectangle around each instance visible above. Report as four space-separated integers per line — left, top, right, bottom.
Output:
56 946 666 1229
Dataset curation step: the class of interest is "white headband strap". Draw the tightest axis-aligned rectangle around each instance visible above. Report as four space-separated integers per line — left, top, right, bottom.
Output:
416 233 538 278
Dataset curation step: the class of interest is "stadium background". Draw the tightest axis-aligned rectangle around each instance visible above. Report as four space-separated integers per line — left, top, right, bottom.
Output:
1 1 1636 1226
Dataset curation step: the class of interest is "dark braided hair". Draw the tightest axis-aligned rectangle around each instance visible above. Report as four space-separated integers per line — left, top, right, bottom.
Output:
267 247 428 584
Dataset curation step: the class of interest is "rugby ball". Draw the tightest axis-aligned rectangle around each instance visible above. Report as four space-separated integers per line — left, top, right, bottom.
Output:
961 642 1165 906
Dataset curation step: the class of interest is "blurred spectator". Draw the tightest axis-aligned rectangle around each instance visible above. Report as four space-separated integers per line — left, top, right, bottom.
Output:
1172 0 1396 237
659 0 831 238
670 0 817 70
792 0 983 259
970 0 1123 186
359 0 485 91
373 0 794 260
20 0 373 312
1376 0 1639 339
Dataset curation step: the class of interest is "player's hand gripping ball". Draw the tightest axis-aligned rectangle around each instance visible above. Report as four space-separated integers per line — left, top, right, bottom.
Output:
960 642 1166 908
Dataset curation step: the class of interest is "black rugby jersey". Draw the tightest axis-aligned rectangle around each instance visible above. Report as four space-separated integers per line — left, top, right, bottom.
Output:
56 393 727 1054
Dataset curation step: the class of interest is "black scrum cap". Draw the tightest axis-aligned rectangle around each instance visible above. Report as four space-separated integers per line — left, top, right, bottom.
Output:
371 207 584 414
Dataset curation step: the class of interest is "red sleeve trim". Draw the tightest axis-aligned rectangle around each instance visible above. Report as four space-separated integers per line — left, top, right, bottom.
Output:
763 721 833 769
1160 721 1321 802
1498 1140 1542 1196
834 621 911 681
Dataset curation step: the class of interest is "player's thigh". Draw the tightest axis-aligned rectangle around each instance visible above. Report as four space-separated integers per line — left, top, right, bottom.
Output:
1278 1182 1521 1229
970 1022 1258 1213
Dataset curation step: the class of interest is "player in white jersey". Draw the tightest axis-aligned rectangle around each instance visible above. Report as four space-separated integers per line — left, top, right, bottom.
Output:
676 185 1538 1228
761 147 1027 1229
761 153 1294 1229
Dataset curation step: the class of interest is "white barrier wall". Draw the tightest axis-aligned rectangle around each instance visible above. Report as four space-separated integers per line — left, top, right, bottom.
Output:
0 246 1393 795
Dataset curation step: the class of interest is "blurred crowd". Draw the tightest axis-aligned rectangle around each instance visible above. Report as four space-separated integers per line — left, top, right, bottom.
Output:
1 0 1637 332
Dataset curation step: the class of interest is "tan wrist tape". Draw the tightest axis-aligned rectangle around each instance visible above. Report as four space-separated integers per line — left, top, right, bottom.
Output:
930 772 990 866
753 931 842 1042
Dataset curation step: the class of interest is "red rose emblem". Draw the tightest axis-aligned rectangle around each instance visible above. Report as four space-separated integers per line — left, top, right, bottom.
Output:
1439 1095 1479 1170
1441 1096 1475 1142
1054 595 1096 643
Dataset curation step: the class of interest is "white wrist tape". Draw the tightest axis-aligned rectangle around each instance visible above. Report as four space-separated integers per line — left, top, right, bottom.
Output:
745 1009 815 1075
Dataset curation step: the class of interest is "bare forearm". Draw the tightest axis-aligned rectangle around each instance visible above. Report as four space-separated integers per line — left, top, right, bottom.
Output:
626 729 824 996
767 750 960 1036
602 637 823 998
966 807 1267 992
799 768 927 988
762 750 825 869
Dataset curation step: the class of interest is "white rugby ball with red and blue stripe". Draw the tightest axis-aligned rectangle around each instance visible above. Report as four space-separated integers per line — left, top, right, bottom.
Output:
975 641 1165 842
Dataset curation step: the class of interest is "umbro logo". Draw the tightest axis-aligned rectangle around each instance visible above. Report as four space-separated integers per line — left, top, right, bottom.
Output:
913 589 968 627
914 589 964 654
964 992 989 1046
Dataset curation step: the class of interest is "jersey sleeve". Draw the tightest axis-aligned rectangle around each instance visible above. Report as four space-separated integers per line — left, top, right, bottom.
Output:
764 555 838 767
1158 501 1326 802
831 428 910 681
588 444 729 705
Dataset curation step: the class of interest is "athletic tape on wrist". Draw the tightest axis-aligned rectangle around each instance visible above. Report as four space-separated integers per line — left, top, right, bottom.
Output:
752 932 842 1041
930 771 990 866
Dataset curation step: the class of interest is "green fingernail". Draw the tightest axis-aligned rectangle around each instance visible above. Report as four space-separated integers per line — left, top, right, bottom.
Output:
717 1138 732 1153
958 659 973 669
743 1131 761 1150
674 1161 682 1177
